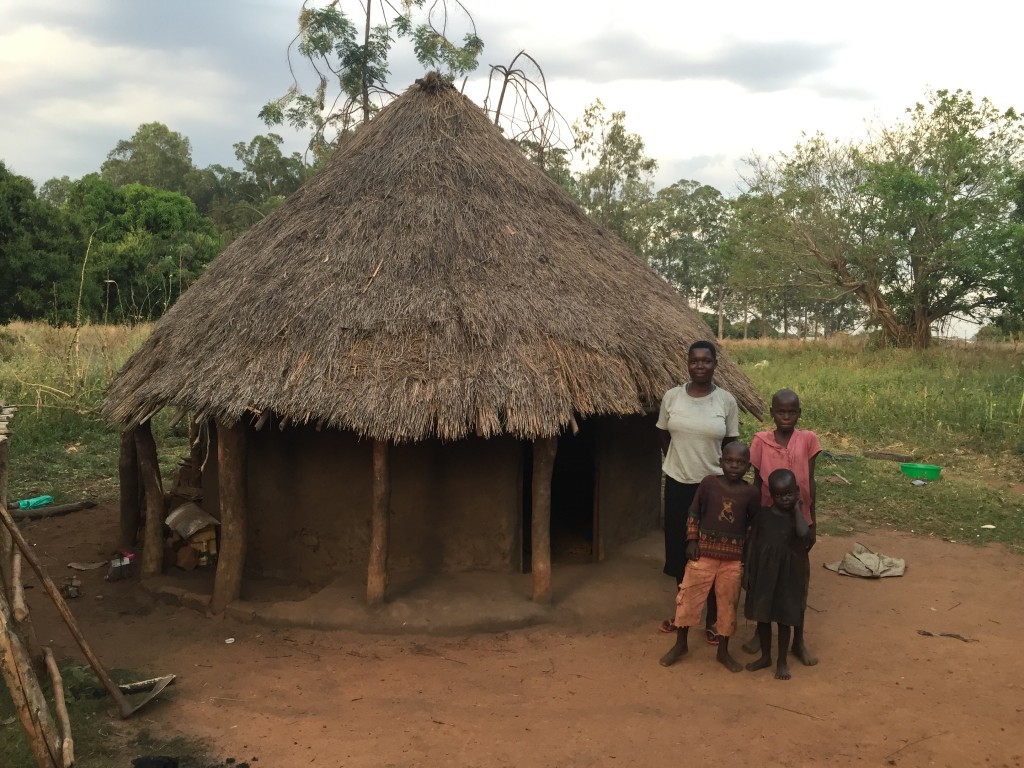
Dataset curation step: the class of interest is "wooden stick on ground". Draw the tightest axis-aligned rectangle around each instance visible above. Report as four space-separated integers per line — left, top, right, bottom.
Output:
0 587 61 768
43 648 74 768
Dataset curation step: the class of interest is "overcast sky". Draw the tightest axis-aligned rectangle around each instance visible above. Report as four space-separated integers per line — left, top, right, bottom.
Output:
1 0 1020 195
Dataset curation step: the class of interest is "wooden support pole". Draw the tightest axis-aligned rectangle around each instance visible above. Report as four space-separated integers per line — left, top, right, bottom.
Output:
43 648 74 768
531 436 558 603
118 427 140 547
210 420 247 614
0 588 62 768
366 439 391 606
134 421 165 578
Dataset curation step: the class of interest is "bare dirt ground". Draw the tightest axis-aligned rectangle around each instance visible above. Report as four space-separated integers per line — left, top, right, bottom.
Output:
12 503 1024 768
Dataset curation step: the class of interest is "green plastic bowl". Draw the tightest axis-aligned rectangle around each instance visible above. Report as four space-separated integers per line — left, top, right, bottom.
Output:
900 463 942 480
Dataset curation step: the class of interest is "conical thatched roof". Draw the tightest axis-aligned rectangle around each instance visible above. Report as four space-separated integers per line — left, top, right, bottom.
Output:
103 73 764 441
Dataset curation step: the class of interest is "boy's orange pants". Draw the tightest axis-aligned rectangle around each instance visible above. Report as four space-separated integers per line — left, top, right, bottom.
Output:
672 557 741 637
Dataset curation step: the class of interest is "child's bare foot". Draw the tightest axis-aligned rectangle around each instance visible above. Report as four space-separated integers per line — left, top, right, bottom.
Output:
741 632 761 655
716 646 743 673
745 655 772 672
792 638 818 666
659 633 689 667
775 660 791 680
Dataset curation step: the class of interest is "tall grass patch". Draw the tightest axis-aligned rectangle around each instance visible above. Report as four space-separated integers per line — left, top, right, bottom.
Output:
0 322 186 503
726 338 1024 460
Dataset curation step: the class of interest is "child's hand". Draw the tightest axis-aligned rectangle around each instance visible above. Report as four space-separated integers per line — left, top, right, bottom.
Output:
805 526 817 551
685 540 700 561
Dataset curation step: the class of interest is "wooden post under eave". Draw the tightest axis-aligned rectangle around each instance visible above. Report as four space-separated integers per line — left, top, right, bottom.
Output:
366 439 391 606
210 420 247 614
118 428 140 547
134 421 165 578
531 436 558 603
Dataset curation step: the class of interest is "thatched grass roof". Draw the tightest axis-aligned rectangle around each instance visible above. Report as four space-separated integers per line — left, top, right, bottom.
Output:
103 73 764 441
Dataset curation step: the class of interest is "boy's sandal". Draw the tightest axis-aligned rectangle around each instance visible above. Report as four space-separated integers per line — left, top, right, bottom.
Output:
705 626 721 645
659 619 680 633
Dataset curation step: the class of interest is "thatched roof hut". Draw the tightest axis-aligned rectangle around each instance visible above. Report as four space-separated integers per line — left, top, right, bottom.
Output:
103 73 764 611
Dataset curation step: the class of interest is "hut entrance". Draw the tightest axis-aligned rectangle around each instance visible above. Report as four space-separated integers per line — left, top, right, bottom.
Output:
522 426 598 571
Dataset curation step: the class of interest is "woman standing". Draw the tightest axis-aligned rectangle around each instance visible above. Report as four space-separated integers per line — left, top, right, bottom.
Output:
656 340 740 640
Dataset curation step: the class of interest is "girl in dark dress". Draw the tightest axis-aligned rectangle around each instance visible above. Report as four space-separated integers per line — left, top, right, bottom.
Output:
743 468 811 680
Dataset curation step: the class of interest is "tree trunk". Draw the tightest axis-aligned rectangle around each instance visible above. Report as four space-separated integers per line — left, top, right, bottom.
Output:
118 428 140 547
134 422 165 578
531 436 558 603
911 306 932 349
210 420 247 614
716 293 725 340
366 439 391 605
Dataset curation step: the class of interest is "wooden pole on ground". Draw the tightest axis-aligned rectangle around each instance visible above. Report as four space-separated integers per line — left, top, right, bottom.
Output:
210 420 247 614
134 421 165 578
118 427 140 547
531 436 558 603
43 648 74 768
366 439 391 606
0 588 61 768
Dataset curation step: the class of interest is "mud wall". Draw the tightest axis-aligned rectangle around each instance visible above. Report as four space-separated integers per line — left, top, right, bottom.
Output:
203 425 522 585
594 413 661 557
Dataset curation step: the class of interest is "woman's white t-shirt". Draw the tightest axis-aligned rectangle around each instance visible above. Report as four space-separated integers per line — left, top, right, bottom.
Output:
656 384 740 484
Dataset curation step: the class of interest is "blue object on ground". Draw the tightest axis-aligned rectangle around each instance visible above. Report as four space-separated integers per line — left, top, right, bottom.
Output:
16 495 53 509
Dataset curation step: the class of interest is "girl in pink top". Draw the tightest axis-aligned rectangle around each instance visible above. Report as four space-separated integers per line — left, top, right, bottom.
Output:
744 388 821 668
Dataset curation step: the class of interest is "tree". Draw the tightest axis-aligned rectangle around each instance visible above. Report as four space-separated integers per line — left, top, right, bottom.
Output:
737 90 1024 348
0 162 80 323
646 180 730 312
60 175 221 322
571 100 657 254
260 1 483 161
101 122 198 197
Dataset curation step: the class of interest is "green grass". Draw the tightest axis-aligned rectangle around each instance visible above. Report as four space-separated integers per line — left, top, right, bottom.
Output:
1 321 188 504
725 338 1024 554
813 452 1024 554
727 338 1024 458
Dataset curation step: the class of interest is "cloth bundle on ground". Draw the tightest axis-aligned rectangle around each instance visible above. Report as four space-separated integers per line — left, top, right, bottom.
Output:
824 543 906 578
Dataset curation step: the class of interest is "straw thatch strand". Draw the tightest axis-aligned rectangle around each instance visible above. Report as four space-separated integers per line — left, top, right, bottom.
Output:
103 74 764 441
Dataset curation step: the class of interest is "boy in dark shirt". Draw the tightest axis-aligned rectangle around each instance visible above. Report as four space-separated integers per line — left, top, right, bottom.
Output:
659 441 760 672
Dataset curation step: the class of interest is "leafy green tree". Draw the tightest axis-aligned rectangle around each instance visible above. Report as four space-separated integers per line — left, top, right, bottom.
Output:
101 122 198 197
260 1 483 161
646 180 730 314
737 90 1024 348
0 162 80 323
571 100 657 254
61 176 221 321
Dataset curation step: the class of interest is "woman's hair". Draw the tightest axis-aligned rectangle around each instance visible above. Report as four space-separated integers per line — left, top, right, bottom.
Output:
688 340 718 361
